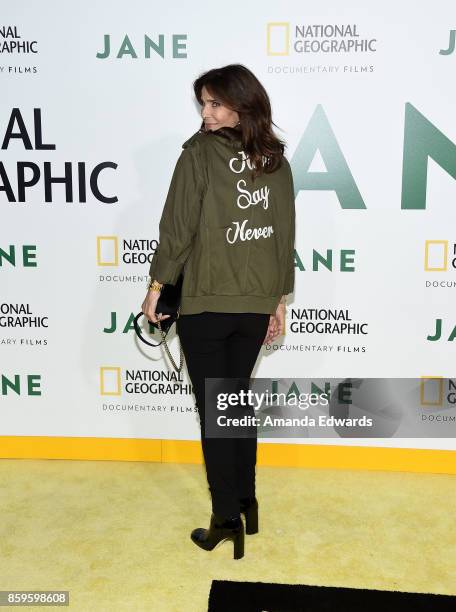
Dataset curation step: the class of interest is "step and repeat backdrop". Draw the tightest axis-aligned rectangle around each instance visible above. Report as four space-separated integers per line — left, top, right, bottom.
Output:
1 1 456 456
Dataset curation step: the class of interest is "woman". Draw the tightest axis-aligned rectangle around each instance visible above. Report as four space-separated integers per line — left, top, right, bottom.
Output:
141 64 295 560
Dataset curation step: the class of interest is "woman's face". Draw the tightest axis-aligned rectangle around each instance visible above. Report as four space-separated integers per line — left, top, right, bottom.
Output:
200 85 240 131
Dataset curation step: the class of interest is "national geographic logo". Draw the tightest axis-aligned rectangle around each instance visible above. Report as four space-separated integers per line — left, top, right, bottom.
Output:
0 25 37 54
424 240 455 271
0 302 48 349
266 23 377 55
96 235 158 282
420 376 456 411
0 108 118 203
289 307 368 335
99 367 192 395
424 240 456 289
0 303 48 329
0 25 38 76
96 33 188 60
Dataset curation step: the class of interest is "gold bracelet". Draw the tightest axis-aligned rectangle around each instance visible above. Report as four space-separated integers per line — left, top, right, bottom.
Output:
148 279 163 292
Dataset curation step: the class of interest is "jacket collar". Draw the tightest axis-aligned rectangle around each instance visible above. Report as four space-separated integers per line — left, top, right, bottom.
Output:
208 128 242 147
182 127 242 148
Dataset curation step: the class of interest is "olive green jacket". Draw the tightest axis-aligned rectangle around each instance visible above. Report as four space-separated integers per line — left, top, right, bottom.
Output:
148 128 295 315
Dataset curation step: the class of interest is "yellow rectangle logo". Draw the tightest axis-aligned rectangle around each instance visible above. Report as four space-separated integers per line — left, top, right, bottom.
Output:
424 240 447 271
100 367 121 395
267 22 289 55
97 236 119 266
420 376 444 406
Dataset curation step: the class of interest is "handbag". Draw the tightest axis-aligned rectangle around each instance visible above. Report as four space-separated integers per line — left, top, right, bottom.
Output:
133 273 184 373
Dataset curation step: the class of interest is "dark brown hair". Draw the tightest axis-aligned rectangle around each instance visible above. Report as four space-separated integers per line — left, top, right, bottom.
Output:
193 64 286 181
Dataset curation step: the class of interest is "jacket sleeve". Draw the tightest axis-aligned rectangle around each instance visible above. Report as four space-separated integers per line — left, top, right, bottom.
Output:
282 162 296 295
148 144 206 285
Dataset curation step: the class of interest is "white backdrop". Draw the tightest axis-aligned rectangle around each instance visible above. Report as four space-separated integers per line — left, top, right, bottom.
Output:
2 1 456 452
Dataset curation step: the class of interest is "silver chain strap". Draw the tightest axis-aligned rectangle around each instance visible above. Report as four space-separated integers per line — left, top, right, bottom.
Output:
156 309 184 373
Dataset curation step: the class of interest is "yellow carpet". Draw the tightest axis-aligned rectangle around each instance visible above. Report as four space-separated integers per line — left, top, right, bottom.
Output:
1 458 455 611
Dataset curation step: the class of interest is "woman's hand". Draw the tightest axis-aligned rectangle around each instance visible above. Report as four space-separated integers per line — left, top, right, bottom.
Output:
141 288 171 324
263 302 286 345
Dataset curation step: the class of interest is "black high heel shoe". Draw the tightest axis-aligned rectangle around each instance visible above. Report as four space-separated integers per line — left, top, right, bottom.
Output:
191 513 245 559
240 497 258 534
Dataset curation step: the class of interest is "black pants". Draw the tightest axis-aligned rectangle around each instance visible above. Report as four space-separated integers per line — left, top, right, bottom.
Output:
176 311 270 518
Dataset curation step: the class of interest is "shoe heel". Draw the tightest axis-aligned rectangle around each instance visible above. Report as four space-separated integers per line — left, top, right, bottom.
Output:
233 528 244 560
244 506 258 534
241 498 259 535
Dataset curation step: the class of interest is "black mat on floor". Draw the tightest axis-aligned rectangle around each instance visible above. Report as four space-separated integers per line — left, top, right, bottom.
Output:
208 579 456 611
